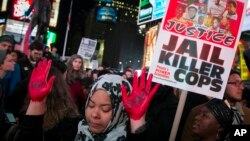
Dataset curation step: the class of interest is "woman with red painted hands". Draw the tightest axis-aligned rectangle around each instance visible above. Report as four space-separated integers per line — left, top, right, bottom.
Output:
13 59 81 141
74 69 159 141
14 62 159 141
121 69 160 140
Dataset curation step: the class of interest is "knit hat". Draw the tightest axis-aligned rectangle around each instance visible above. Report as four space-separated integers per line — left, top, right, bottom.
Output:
229 69 240 76
0 35 15 46
206 98 233 129
0 50 7 64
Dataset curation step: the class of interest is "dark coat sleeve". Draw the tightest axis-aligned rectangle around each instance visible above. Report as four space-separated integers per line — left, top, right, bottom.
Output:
45 117 81 141
127 132 146 141
14 115 44 141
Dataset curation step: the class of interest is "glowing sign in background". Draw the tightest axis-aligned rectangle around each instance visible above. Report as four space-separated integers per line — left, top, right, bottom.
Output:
96 6 117 23
138 0 168 25
99 0 113 3
242 0 250 31
12 0 60 27
13 0 33 20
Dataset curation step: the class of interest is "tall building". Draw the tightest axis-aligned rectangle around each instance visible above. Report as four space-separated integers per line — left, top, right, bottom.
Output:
85 0 139 39
84 0 144 70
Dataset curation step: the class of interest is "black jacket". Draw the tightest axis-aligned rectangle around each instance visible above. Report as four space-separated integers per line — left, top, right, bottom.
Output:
13 115 81 141
17 57 34 80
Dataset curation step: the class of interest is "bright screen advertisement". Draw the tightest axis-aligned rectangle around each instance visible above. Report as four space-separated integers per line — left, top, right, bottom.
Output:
138 0 168 25
241 0 250 31
1 0 8 12
99 0 113 3
6 18 37 36
12 0 60 27
142 25 159 68
148 0 247 99
96 6 117 23
49 0 60 27
12 0 33 20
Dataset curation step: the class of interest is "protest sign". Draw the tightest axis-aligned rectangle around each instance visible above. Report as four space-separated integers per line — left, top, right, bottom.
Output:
149 0 247 99
77 38 97 60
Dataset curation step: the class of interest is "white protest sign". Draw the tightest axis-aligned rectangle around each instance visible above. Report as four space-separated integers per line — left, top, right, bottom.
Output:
149 0 248 99
77 38 97 60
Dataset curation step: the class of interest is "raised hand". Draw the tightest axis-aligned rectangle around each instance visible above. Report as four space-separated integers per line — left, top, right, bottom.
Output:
121 69 160 120
28 59 55 101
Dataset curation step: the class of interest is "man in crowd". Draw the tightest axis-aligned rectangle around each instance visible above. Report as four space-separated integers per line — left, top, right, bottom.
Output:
18 40 43 80
0 35 21 96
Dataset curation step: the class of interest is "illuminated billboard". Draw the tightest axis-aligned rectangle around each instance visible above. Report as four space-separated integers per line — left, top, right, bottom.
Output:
96 6 117 23
99 0 112 3
242 0 250 31
12 0 33 20
50 0 60 27
142 25 159 68
46 31 57 47
12 0 60 27
138 0 168 25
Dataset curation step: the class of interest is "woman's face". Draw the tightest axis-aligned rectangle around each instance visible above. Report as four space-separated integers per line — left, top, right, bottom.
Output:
0 54 15 72
85 89 112 134
72 58 82 71
192 106 221 138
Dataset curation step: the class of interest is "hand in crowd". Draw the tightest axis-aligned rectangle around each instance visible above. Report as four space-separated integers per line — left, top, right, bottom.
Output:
121 69 160 120
28 59 55 101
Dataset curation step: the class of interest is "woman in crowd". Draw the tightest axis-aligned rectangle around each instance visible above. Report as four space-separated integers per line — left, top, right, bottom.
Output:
75 74 132 140
12 59 81 141
192 99 233 141
66 54 86 114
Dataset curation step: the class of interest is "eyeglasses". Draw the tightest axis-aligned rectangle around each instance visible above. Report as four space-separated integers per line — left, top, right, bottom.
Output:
227 81 245 87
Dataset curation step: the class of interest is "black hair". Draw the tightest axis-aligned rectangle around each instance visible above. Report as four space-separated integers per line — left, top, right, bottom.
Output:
29 40 44 51
188 6 198 11
13 50 26 60
52 60 67 74
0 35 16 50
228 0 237 8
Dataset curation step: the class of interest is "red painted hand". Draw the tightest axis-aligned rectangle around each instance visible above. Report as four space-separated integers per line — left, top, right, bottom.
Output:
28 59 55 101
121 69 160 120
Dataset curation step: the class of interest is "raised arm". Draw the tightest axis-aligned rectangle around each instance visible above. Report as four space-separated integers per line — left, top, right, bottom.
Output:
121 69 160 133
26 59 55 115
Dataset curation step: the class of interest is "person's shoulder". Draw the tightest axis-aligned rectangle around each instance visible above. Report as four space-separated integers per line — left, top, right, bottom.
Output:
242 106 250 124
242 105 250 114
60 116 82 126
17 56 29 64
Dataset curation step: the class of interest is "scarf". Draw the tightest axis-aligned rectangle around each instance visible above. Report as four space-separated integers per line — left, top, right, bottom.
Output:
75 74 132 141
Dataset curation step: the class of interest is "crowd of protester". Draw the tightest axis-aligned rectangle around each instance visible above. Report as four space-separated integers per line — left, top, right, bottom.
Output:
0 34 250 141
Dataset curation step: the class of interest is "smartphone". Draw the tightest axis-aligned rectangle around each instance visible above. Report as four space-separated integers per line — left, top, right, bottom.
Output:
5 112 16 123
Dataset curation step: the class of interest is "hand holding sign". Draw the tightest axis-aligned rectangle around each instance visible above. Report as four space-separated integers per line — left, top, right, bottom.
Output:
28 59 55 101
121 69 160 120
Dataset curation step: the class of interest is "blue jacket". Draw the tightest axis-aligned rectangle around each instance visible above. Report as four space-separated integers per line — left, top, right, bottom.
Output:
2 64 21 96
